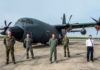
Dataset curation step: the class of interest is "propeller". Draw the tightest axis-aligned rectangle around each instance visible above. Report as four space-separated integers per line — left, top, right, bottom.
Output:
68 15 72 24
62 13 73 35
4 20 7 27
62 13 72 24
91 17 98 23
0 20 12 35
91 17 100 35
67 14 73 32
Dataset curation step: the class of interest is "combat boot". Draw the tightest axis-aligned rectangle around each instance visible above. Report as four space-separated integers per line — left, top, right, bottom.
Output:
6 61 9 65
27 53 29 59
68 52 70 57
64 52 66 57
13 61 16 64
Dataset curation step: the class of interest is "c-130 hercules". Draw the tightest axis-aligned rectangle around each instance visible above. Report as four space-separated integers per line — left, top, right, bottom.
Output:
0 13 100 44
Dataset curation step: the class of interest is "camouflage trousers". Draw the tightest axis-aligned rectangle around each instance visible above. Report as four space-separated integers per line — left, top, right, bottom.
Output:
63 45 70 57
6 48 15 64
26 47 34 59
50 47 57 63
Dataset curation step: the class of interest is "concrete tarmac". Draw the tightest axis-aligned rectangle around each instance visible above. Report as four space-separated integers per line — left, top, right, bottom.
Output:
0 39 100 70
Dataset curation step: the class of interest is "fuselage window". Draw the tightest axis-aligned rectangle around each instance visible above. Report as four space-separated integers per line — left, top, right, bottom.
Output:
19 19 34 24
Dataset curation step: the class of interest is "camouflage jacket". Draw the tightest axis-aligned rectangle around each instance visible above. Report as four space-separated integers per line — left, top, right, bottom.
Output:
49 38 58 48
24 37 32 48
62 36 69 46
4 36 15 49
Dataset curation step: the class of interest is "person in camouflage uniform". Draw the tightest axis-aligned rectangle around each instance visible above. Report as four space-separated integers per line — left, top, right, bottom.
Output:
4 31 16 64
49 33 58 63
24 33 34 59
62 34 70 57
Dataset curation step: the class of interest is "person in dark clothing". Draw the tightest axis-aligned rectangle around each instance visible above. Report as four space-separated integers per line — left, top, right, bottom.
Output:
24 33 34 59
4 31 16 64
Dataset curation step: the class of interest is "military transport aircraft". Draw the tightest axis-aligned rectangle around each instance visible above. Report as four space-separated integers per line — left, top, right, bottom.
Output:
0 13 100 44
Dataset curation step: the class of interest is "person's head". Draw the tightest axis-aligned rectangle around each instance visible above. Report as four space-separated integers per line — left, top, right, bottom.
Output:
26 33 30 38
89 35 92 39
7 31 12 37
52 33 56 39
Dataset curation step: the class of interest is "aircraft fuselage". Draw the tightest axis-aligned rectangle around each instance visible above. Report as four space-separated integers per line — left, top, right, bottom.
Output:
9 18 59 44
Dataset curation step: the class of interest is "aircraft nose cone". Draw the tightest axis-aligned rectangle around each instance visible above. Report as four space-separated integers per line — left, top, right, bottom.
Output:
8 26 24 41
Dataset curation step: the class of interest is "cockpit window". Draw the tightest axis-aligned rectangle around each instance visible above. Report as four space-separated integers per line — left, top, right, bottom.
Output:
19 18 33 24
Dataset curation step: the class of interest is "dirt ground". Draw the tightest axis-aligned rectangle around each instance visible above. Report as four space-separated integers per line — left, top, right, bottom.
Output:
0 39 100 70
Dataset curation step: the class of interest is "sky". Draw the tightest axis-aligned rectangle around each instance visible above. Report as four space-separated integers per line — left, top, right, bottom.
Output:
0 0 100 37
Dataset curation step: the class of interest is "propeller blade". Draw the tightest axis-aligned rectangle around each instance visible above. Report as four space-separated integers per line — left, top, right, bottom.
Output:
4 20 7 26
8 22 12 27
68 15 72 24
91 17 98 23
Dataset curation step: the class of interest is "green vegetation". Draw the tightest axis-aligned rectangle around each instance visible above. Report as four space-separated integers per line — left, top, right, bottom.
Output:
0 36 99 41
0 36 4 38
69 37 100 39
69 37 88 39
0 36 5 40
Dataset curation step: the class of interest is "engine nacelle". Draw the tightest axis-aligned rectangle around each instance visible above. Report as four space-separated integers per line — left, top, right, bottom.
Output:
80 28 86 35
95 25 100 30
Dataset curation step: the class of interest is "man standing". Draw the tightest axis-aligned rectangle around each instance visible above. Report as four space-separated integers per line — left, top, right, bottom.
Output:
24 33 34 59
62 34 70 57
49 33 58 63
86 35 94 62
4 31 16 64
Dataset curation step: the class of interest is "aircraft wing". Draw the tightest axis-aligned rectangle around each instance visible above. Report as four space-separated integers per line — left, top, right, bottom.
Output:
54 23 96 30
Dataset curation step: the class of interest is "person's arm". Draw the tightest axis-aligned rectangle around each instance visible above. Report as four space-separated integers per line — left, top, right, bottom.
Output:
31 38 33 43
86 40 87 47
92 40 94 47
3 37 6 46
24 38 26 44
68 38 69 44
62 38 64 45
23 38 26 48
90 39 94 47
13 37 16 44
56 39 58 46
49 38 51 46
